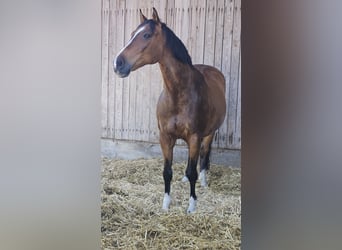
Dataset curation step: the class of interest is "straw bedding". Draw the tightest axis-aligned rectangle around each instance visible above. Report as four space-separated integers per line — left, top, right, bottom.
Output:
101 158 241 249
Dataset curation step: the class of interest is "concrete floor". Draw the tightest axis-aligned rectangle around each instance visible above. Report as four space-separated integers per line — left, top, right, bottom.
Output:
101 139 240 168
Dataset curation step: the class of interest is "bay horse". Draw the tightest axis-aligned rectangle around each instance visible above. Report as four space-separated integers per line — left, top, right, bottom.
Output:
113 8 226 213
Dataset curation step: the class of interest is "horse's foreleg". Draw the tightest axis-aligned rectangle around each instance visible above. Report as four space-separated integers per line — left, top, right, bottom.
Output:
160 133 175 211
186 134 200 213
199 133 214 187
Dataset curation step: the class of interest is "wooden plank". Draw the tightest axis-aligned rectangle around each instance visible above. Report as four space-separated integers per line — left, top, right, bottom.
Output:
165 0 175 26
214 0 225 70
189 0 207 64
106 0 118 139
102 0 241 150
134 1 147 142
101 0 110 138
182 0 191 56
212 0 226 148
227 0 241 149
125 2 137 141
203 0 217 66
123 3 135 141
114 1 126 140
219 0 235 148
234 46 241 148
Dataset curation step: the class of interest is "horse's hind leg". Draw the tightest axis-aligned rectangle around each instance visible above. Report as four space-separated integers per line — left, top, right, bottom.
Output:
160 132 176 211
199 133 214 187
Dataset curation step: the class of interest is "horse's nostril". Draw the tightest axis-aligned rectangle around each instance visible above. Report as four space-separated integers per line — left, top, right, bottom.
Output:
116 56 124 68
114 55 130 77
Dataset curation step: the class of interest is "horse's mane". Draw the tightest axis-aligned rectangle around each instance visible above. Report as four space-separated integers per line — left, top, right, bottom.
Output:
140 19 193 65
161 23 193 66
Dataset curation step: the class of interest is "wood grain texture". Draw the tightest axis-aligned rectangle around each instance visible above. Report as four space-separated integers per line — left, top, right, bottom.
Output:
102 0 241 149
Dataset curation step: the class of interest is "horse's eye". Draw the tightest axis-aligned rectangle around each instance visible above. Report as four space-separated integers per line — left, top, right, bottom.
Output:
143 33 152 39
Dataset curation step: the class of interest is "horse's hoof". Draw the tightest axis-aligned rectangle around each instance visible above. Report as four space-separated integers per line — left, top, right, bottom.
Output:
162 193 171 211
181 176 189 182
199 170 208 187
186 196 197 213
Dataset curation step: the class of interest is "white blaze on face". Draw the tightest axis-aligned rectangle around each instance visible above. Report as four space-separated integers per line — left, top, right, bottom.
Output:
162 193 171 211
114 25 147 69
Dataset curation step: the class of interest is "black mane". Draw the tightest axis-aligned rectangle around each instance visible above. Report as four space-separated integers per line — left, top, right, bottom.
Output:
140 19 193 65
161 23 193 65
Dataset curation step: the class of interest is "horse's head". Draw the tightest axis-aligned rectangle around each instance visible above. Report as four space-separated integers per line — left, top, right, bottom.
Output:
113 8 164 78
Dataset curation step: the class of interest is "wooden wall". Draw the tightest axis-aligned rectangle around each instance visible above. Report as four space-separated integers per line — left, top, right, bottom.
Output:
101 0 241 149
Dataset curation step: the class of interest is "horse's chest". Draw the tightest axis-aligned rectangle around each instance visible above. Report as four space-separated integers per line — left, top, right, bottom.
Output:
160 112 194 138
157 90 203 138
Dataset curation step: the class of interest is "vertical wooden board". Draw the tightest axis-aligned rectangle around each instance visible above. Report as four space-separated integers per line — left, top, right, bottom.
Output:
107 0 119 139
140 66 152 142
141 68 154 142
214 0 225 70
102 0 241 149
234 46 241 148
121 3 135 140
219 0 234 148
212 0 226 148
189 0 206 64
101 0 110 138
128 6 138 141
203 0 217 66
227 0 241 148
189 0 197 62
134 2 143 141
114 1 126 140
166 0 175 27
185 1 194 56
181 0 190 48
172 2 180 39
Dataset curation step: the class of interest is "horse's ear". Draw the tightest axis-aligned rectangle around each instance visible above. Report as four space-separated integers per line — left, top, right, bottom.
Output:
140 9 147 23
152 7 160 23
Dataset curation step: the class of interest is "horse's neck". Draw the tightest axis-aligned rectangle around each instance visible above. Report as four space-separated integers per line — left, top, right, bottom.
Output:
158 53 194 95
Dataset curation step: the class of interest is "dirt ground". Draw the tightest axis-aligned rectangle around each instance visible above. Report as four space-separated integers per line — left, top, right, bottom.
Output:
101 158 241 249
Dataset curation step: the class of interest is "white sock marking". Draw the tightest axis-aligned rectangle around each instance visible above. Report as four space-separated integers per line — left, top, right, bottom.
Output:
181 175 189 182
199 169 208 187
162 193 171 211
187 196 197 213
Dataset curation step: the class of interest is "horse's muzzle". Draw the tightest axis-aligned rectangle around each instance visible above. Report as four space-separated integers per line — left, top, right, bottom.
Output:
113 55 131 78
